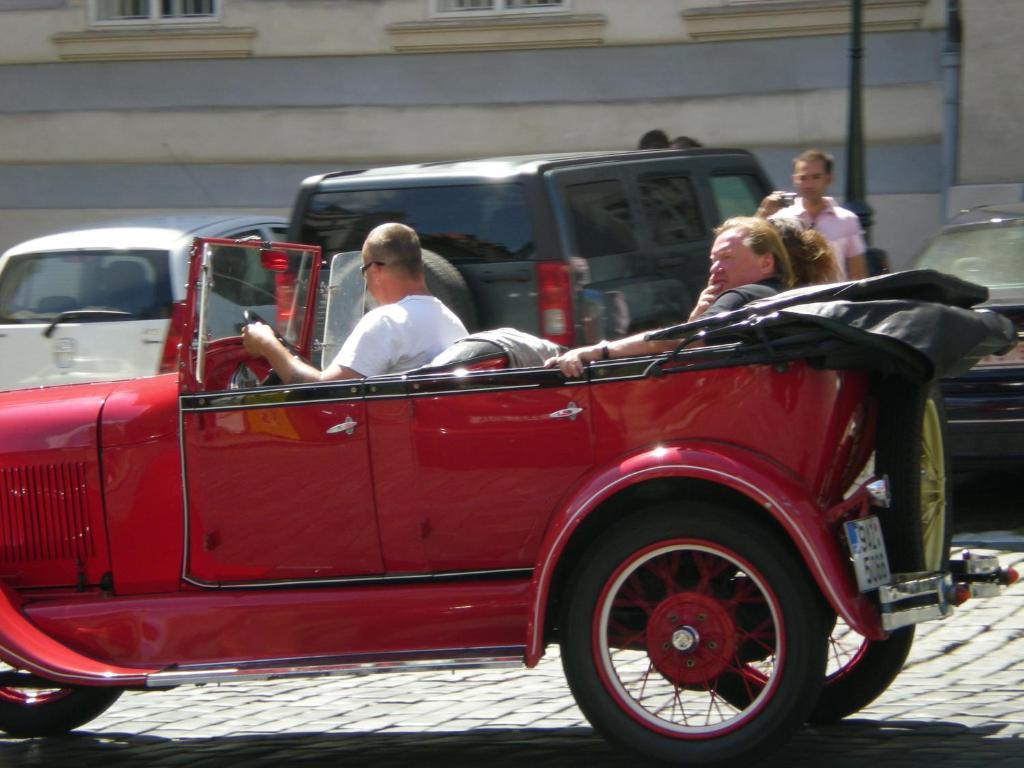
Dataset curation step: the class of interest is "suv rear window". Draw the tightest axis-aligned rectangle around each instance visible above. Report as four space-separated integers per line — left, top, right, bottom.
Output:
304 184 533 264
0 249 171 322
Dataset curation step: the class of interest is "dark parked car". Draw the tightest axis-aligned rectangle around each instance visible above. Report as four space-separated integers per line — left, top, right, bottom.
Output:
912 203 1024 469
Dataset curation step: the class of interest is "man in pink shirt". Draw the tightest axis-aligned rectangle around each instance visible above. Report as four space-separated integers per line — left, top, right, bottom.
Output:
758 148 868 280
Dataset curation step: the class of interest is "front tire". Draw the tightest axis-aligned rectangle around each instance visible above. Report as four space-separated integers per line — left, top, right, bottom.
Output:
560 504 827 765
0 666 123 737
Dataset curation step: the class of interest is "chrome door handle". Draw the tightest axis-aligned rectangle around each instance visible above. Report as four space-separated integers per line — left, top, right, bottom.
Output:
326 416 358 436
549 402 583 421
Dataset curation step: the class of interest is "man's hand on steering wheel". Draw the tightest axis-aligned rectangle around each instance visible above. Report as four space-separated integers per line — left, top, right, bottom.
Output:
240 309 298 386
242 309 299 357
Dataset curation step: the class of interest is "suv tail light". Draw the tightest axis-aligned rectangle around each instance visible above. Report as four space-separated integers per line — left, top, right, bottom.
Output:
536 261 574 347
158 300 186 374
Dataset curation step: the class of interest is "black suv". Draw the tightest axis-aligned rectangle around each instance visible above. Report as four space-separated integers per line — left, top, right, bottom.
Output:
290 149 771 356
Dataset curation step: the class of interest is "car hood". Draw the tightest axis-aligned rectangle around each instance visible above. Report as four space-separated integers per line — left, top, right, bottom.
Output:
0 380 118 456
0 375 178 457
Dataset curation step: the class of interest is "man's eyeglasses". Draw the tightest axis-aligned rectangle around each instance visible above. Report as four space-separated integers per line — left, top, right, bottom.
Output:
360 260 385 274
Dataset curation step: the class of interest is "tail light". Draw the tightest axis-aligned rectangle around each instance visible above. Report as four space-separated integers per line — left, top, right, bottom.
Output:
536 261 574 347
158 300 187 374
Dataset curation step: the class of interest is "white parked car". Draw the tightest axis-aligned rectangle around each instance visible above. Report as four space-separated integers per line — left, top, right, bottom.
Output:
0 215 288 391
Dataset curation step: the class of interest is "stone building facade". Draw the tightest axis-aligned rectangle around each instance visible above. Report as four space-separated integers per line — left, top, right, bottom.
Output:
0 0 1017 266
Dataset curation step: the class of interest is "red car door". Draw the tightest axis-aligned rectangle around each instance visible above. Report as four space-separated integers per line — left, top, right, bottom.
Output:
180 389 383 585
177 239 383 585
365 370 594 574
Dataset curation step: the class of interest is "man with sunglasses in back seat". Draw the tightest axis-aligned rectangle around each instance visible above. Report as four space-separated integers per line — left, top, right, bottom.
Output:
242 222 467 382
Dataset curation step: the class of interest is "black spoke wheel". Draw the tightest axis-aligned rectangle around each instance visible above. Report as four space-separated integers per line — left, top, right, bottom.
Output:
560 503 827 766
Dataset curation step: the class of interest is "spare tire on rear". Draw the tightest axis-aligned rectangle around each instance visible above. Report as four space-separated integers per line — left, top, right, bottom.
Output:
421 250 478 332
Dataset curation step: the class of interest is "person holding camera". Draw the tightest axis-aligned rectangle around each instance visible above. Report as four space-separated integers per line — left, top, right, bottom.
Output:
756 148 867 280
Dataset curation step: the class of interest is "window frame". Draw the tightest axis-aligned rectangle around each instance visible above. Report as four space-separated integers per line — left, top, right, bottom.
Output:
430 0 568 18
89 0 220 27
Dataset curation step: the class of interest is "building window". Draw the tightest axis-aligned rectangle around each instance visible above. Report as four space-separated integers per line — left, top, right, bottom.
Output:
433 0 566 15
93 0 217 23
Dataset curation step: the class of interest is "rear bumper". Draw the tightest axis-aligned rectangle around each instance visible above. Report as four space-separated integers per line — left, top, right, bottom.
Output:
879 553 1019 631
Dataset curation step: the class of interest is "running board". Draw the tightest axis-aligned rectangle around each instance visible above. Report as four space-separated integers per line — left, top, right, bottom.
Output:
878 552 1018 631
146 646 526 688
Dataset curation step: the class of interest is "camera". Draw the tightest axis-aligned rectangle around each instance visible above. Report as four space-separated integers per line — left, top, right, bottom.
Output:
777 192 797 207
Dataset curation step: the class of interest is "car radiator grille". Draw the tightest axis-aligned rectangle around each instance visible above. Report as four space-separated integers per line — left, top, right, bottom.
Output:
0 463 96 562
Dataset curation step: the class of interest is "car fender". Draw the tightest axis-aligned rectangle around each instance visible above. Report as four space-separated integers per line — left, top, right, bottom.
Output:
524 440 880 666
0 582 159 687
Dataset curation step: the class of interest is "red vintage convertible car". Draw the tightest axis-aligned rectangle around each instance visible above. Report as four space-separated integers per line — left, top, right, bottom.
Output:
0 238 1018 765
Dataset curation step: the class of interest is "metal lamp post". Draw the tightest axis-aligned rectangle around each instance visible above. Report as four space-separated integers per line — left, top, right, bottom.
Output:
844 0 872 242
941 0 962 221
844 0 890 273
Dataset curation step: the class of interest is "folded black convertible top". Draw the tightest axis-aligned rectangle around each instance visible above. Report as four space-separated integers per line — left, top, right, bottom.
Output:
650 270 1016 382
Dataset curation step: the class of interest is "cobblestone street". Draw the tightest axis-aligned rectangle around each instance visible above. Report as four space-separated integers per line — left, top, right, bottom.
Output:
3 551 1022 767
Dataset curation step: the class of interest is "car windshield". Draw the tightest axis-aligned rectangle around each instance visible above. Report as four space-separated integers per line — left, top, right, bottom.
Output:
916 220 1024 301
0 249 171 323
203 242 316 346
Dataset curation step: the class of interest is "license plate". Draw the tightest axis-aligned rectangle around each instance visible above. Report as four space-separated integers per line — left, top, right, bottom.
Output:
845 516 892 592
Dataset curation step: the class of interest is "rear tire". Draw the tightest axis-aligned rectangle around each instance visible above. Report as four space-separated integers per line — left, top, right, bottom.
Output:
807 381 951 724
560 503 827 765
808 623 915 724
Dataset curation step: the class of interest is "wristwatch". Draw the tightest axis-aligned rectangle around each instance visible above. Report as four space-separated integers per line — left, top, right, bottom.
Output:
599 342 610 360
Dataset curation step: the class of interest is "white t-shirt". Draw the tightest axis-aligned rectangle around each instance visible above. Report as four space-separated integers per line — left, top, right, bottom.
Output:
330 295 468 377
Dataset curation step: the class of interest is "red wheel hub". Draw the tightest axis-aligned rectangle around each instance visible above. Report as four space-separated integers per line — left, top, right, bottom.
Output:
646 591 738 686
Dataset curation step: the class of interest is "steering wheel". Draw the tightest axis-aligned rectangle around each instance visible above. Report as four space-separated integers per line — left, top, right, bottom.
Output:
243 309 299 356
241 309 298 387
